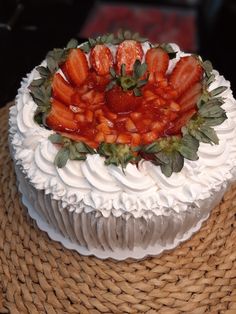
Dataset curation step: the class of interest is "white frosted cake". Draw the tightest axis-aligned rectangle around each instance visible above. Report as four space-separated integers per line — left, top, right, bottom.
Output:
9 31 236 259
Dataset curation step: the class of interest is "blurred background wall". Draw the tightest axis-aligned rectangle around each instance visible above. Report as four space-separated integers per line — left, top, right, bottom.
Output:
0 0 235 106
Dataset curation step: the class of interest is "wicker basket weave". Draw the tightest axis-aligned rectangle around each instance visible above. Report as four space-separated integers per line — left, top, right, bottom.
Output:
1 103 236 314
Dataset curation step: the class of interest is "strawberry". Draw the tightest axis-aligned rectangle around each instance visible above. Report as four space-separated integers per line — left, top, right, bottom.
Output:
167 108 196 135
65 48 89 86
145 47 169 79
52 73 75 105
116 40 144 73
46 99 77 132
105 85 142 113
169 56 203 96
90 45 113 75
60 132 98 148
177 82 202 113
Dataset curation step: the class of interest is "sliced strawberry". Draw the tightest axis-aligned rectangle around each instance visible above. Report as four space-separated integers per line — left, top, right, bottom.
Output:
167 108 196 135
90 45 113 75
65 48 89 86
178 82 202 113
169 56 203 96
105 86 142 113
116 40 144 73
145 47 169 78
52 73 74 105
46 99 77 132
60 132 98 148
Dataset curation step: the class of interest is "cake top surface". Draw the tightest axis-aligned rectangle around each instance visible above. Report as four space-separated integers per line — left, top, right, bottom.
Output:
9 31 236 218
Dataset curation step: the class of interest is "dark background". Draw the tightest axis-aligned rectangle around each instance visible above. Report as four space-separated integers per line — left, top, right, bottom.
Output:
0 0 235 107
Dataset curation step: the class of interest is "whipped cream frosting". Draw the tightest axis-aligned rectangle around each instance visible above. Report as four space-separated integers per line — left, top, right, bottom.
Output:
9 44 236 219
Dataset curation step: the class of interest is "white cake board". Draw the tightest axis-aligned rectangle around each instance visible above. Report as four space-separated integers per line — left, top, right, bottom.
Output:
21 194 209 261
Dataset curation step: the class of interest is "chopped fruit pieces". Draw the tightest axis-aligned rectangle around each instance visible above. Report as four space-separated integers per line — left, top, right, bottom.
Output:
169 56 203 96
75 114 86 122
66 48 89 86
95 132 105 142
125 118 137 132
46 99 77 132
117 133 132 144
131 133 141 146
145 47 169 80
96 123 111 134
105 134 117 143
116 40 144 73
142 131 158 144
52 73 74 105
90 45 113 75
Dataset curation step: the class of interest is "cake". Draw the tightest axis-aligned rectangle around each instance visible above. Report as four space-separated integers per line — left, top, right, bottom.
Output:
9 31 236 259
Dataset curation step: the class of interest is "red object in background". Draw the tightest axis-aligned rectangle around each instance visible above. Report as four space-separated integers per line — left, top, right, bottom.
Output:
80 3 197 52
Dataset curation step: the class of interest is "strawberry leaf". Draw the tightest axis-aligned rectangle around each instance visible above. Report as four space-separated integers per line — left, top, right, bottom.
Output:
48 133 63 144
54 147 70 168
209 86 227 97
171 151 184 172
66 38 78 49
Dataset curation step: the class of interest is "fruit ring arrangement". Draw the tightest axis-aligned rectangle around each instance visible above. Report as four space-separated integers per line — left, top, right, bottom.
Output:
30 31 227 176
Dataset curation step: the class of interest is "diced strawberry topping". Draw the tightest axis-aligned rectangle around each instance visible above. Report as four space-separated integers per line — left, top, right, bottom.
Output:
90 45 113 75
116 40 144 73
169 56 203 96
65 48 89 86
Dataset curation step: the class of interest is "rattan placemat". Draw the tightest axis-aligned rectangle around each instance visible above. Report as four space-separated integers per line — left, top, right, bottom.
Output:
1 102 236 314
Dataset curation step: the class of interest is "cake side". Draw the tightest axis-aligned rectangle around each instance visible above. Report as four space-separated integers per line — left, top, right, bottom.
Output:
13 161 227 257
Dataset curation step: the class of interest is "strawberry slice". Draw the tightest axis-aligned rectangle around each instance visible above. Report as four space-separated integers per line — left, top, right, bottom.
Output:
105 86 142 113
167 108 196 135
90 45 113 75
178 82 202 113
52 73 75 105
65 48 89 86
145 47 169 78
116 40 144 73
169 56 203 96
60 132 98 148
46 99 77 132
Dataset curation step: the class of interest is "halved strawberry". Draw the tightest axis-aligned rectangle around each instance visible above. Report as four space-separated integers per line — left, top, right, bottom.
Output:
169 56 203 96
178 82 202 113
65 48 89 86
105 86 142 113
116 40 144 73
52 73 75 105
145 47 169 79
90 45 113 75
46 99 77 132
167 108 196 135
60 132 98 148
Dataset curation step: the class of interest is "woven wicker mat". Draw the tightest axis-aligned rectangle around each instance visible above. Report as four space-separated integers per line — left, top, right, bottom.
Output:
1 102 236 314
